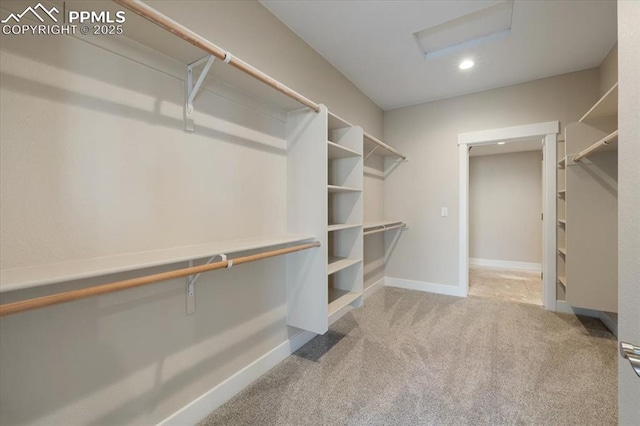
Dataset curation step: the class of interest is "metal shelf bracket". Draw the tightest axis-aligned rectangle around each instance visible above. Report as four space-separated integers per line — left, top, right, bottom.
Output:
185 252 231 315
185 55 216 133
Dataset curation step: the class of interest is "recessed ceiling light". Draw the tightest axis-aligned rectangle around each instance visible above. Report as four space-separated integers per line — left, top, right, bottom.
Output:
459 59 475 70
497 141 506 145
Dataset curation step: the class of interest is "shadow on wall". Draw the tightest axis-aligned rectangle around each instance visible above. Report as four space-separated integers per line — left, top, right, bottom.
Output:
0 258 287 425
1 72 285 156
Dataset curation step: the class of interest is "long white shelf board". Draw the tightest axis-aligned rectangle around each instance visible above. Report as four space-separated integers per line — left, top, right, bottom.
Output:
327 185 362 193
327 224 362 232
0 234 316 293
327 141 361 159
328 288 361 317
327 257 361 275
579 83 618 123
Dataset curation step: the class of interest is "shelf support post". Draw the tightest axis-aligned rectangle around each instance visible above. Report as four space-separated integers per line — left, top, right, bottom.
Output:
185 55 216 133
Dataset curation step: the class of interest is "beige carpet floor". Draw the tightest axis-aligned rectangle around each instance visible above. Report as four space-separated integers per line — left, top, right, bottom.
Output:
469 266 542 305
199 287 616 425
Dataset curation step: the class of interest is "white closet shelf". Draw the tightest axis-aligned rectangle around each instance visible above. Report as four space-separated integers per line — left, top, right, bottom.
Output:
327 224 362 232
327 141 361 159
328 288 361 316
104 0 319 116
0 234 316 293
579 83 618 123
558 219 567 226
558 190 566 198
558 276 567 288
558 247 567 256
327 257 361 275
327 185 362 193
328 111 354 131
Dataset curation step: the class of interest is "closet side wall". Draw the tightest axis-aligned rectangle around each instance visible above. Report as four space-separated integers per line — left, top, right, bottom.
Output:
469 151 543 266
0 2 383 425
598 43 618 96
383 69 599 288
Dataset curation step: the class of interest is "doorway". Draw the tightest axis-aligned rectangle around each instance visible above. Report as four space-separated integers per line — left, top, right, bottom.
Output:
458 121 559 310
468 142 543 305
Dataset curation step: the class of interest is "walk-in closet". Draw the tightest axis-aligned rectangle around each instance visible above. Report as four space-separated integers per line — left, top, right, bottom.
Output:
1 1 638 425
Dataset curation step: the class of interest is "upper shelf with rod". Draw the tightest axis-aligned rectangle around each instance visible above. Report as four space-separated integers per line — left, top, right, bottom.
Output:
110 0 320 131
573 130 619 163
0 234 317 294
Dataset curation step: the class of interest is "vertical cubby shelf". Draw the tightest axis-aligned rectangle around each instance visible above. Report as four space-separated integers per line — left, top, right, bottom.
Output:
286 106 364 335
327 112 364 322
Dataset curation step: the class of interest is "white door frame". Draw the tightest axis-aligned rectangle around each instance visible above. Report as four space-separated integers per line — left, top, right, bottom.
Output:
458 121 559 310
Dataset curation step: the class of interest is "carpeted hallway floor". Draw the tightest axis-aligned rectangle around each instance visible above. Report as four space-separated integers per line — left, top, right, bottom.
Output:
469 266 542 305
199 287 617 425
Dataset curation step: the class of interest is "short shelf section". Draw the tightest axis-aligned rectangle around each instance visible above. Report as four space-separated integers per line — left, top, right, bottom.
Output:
558 219 566 226
0 234 316 293
363 220 406 236
327 257 361 275
558 247 567 256
558 190 566 198
327 185 362 193
327 141 361 159
558 276 567 288
328 288 361 317
558 157 566 169
327 223 362 232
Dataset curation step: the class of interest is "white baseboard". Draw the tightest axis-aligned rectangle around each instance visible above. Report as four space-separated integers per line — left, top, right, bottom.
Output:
159 330 316 426
363 277 385 300
470 258 541 272
555 300 600 317
385 277 466 298
598 312 618 337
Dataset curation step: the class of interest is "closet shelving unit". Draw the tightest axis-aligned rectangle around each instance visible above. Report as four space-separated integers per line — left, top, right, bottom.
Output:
0 2 333 321
557 82 618 312
326 112 364 318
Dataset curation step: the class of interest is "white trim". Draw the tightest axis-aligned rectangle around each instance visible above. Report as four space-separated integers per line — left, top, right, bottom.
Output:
458 121 559 145
458 121 558 311
363 277 385 300
598 312 618 337
386 277 466 298
469 258 541 272
555 300 600 317
158 330 316 426
542 134 557 310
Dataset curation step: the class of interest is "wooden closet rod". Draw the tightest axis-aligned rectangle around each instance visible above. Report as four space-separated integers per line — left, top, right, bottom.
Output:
364 132 406 160
574 130 619 162
112 0 320 113
0 241 320 317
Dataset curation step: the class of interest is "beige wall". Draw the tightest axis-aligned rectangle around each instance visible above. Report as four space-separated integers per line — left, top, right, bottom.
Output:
470 151 543 264
617 0 640 422
598 43 618 96
0 1 383 425
383 69 600 287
